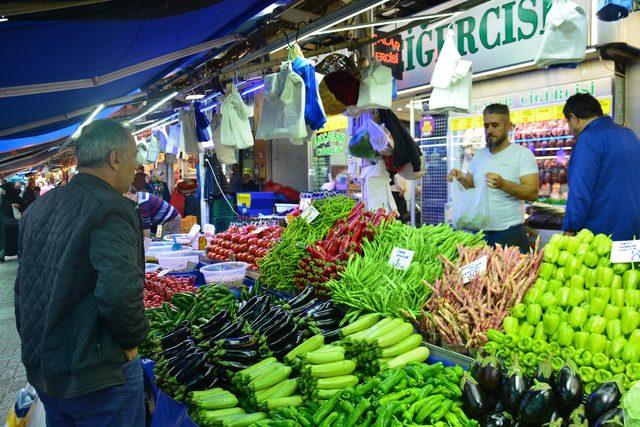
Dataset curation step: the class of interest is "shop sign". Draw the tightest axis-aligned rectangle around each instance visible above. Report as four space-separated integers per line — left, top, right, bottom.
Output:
397 0 559 90
373 31 403 79
420 115 436 137
313 130 347 157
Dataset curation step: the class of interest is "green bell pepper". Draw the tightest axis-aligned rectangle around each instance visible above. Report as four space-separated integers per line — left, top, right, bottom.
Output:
523 352 538 368
609 358 625 374
565 255 582 277
611 275 622 290
611 289 626 308
543 244 560 264
592 353 609 370
629 329 640 346
526 304 542 326
547 279 563 294
576 242 590 257
587 316 607 335
592 233 612 256
596 266 615 287
591 286 612 303
568 306 589 329
557 251 570 267
560 346 576 361
606 319 622 341
556 287 571 307
595 369 613 384
534 278 549 293
598 257 612 268
584 268 598 288
574 349 594 366
621 341 640 363
547 342 561 356
565 237 581 254
569 274 585 289
625 289 640 308
623 268 640 290
502 334 518 349
583 251 599 269
549 233 567 249
578 366 596 383
557 322 575 347
517 336 534 352
589 334 607 354
496 348 512 360
573 331 590 349
568 288 587 306
532 339 547 354
534 322 546 341
609 337 627 359
524 288 542 305
603 305 620 321
552 356 564 371
502 316 520 335
577 229 595 243
543 312 561 335
554 267 568 283
613 262 630 275
626 362 640 380
579 264 589 278
511 304 527 319
539 292 557 309
589 297 607 316
538 262 556 281
483 341 499 355
519 323 536 338
621 307 640 335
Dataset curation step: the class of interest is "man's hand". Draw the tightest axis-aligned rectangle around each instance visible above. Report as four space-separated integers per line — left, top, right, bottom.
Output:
486 172 504 189
447 168 465 182
123 348 138 362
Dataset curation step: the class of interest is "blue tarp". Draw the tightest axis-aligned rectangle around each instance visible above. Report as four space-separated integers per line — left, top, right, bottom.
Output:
0 1 276 146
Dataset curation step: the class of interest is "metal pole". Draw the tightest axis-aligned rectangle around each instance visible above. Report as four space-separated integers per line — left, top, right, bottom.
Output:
409 97 416 227
199 152 207 228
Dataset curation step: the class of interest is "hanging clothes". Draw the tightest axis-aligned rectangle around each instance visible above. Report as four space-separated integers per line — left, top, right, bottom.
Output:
291 56 326 131
256 63 308 141
378 109 423 173
356 60 393 110
146 134 161 163
209 111 237 164
166 124 181 155
220 86 254 149
597 0 632 21
179 108 202 154
194 102 211 142
153 128 169 152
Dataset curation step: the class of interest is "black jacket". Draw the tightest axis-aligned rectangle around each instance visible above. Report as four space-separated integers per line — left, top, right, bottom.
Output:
15 173 148 399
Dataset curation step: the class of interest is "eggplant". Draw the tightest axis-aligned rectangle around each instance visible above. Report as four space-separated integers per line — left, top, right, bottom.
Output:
534 358 555 388
288 286 314 309
160 327 190 348
554 361 582 412
269 328 300 351
245 295 271 321
238 295 261 318
483 411 512 427
518 382 555 427
219 360 250 372
310 308 336 321
545 407 563 424
265 315 293 341
201 310 230 331
323 328 341 343
313 317 340 330
471 359 481 379
221 334 259 350
501 356 529 414
586 381 623 421
273 334 303 359
291 298 319 315
222 349 260 364
249 302 274 329
462 374 487 419
176 352 208 383
477 356 503 395
207 320 244 343
256 310 287 334
593 407 624 427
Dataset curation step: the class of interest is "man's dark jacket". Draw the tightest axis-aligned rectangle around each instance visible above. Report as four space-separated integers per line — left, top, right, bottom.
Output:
15 173 148 399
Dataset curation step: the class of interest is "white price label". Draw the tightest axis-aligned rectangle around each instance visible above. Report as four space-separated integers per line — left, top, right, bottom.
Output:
610 240 640 263
460 256 488 284
300 205 320 224
250 226 268 236
299 198 312 211
388 247 415 271
187 224 201 240
203 224 216 235
157 269 171 277
155 224 163 238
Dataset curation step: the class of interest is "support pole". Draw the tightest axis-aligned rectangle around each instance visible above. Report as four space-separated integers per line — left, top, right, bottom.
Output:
409 97 417 227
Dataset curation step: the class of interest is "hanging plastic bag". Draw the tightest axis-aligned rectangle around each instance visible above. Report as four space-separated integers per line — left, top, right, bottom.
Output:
146 135 161 163
450 178 489 230
397 161 426 181
210 112 237 165
430 30 462 89
135 142 148 165
357 60 393 109
361 159 397 212
360 119 394 156
534 0 587 68
429 59 472 113
348 126 377 159
597 0 632 21
220 87 254 149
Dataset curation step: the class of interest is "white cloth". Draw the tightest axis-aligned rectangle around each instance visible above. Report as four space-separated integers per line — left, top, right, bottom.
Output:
256 63 308 141
166 124 181 155
210 111 237 164
429 31 472 113
468 144 539 231
357 60 393 109
179 108 202 154
534 0 587 67
220 87 254 149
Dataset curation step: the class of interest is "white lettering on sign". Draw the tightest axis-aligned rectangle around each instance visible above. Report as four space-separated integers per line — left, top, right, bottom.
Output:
187 224 201 240
388 247 415 270
300 205 320 224
461 256 488 283
611 240 640 263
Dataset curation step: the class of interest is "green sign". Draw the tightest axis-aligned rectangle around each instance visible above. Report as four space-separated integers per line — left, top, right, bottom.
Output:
313 131 347 157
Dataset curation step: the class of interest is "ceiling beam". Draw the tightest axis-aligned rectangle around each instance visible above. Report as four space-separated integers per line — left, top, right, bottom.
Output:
0 1 113 16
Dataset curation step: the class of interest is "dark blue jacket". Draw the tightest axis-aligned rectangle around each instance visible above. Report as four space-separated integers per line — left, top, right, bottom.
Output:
563 116 640 240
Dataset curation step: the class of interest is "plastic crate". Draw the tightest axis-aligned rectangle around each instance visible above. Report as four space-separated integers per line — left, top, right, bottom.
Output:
212 216 236 233
211 197 236 217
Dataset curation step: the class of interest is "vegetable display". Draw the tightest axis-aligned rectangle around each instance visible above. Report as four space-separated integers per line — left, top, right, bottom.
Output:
413 244 541 353
258 196 356 291
207 225 283 271
144 271 198 308
326 221 484 317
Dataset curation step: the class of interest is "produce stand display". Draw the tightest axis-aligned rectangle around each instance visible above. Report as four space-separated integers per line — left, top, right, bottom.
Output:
139 195 639 426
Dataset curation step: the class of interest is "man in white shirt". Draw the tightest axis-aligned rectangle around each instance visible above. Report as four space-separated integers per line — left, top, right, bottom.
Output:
447 104 539 252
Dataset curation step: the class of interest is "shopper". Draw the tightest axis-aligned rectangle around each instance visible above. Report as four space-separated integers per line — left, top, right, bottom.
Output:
562 93 640 240
21 177 39 210
136 190 182 237
447 104 539 252
14 119 148 427
229 163 242 193
0 179 22 262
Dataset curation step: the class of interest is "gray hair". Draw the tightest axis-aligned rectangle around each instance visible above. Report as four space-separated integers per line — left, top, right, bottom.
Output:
483 104 510 117
75 119 134 167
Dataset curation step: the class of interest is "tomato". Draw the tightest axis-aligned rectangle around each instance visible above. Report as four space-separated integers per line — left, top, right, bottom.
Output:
247 254 256 264
237 253 246 262
258 248 269 257
257 240 268 248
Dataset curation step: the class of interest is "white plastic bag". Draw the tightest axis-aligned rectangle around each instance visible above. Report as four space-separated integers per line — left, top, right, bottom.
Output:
210 112 237 164
220 87 254 149
361 159 397 212
429 31 472 113
534 0 587 67
357 60 393 109
430 31 462 89
146 135 161 163
450 178 489 230
360 119 394 156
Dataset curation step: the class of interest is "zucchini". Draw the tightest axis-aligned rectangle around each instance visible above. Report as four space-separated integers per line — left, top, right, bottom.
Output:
347 318 394 341
366 318 405 340
192 392 238 410
198 407 244 420
376 322 414 348
223 412 268 427
316 375 359 390
266 395 304 410
268 378 298 399
315 389 341 400
236 357 277 377
384 346 430 370
380 334 423 358
341 313 381 336
310 360 356 378
306 348 345 365
310 345 345 354
284 334 324 362
250 364 292 391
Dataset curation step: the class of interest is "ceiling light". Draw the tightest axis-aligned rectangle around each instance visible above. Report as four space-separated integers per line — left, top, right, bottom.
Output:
397 107 403 111
72 104 105 139
242 83 265 96
185 94 205 100
314 12 457 35
130 91 178 123
0 16 8 23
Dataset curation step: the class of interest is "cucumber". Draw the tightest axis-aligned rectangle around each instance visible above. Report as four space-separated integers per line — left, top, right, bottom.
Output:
341 313 381 336
310 360 356 378
317 375 359 390
376 322 414 348
284 334 324 362
384 346 430 370
250 365 292 390
306 349 345 364
380 334 423 358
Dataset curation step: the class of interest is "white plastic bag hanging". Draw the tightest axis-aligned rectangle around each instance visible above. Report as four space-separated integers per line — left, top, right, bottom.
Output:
534 0 587 67
361 159 397 212
360 119 394 156
146 135 161 163
356 60 393 109
450 178 489 230
429 31 472 113
220 86 254 149
210 112 237 164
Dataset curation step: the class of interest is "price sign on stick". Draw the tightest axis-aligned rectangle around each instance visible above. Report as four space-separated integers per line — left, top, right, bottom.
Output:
611 240 640 263
300 205 320 224
461 256 488 284
203 224 215 235
388 247 415 270
187 224 201 240
157 269 171 277
156 225 163 239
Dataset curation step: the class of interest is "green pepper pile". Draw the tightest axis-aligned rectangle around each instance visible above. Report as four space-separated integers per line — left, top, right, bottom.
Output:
485 229 640 392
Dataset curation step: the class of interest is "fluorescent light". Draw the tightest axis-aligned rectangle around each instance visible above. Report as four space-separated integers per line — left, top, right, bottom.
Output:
185 94 205 100
130 91 178 123
72 104 105 138
202 102 219 113
132 112 178 135
0 17 8 23
397 107 403 111
314 12 456 35
242 83 265 96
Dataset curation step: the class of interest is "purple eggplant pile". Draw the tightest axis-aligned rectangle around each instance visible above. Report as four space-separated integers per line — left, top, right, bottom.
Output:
464 355 625 426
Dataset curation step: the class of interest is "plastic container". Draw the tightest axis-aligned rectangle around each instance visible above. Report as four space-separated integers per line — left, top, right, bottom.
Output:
163 234 192 245
157 251 201 269
149 241 173 247
145 263 160 273
146 244 175 254
200 262 248 286
237 192 275 216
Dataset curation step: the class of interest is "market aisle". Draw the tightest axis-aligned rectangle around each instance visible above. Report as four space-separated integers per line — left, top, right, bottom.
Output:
0 258 26 419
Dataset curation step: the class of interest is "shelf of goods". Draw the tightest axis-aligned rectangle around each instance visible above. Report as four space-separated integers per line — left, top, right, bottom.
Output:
139 195 638 426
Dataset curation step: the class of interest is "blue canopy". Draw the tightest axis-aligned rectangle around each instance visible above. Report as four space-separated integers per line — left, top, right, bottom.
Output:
0 0 277 151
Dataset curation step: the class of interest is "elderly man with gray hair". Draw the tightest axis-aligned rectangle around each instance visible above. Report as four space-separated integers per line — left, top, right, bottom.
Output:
14 119 148 426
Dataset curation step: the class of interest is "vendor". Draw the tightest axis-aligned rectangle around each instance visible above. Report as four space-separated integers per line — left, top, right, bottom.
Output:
134 190 182 237
447 104 539 252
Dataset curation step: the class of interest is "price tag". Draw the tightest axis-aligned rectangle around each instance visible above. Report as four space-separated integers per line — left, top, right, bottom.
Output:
388 247 415 271
186 261 199 270
299 198 312 211
610 240 640 263
203 224 216 235
250 226 268 236
300 205 320 223
157 269 171 277
155 224 163 239
187 224 201 240
460 256 488 284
